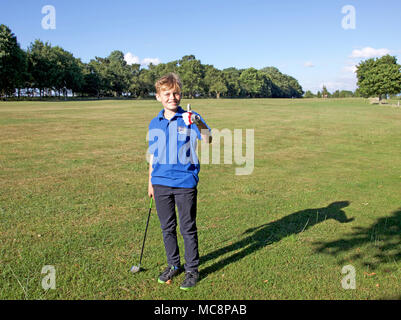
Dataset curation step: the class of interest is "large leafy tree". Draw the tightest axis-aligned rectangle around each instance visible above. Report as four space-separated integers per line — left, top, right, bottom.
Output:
222 67 242 97
304 90 315 98
239 68 272 98
356 55 401 101
80 62 102 97
259 67 304 98
27 40 53 97
149 60 178 80
51 46 84 98
125 63 141 98
178 55 205 98
204 65 227 98
87 51 134 97
137 68 156 98
28 40 83 98
107 50 132 96
0 24 27 98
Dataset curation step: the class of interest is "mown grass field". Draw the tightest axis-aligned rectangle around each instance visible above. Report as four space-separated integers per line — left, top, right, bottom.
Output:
0 98 400 300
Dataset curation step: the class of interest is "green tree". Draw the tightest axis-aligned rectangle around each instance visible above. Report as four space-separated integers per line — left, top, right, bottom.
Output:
339 90 354 98
356 55 401 101
27 40 83 98
239 68 272 98
353 88 362 97
304 90 315 98
80 62 102 97
137 68 156 98
178 55 205 98
332 90 340 98
88 57 112 96
149 60 178 80
27 40 53 97
204 65 227 98
222 67 242 97
107 50 132 96
322 85 330 98
0 25 27 98
125 63 141 98
87 51 134 97
51 46 84 98
259 67 304 98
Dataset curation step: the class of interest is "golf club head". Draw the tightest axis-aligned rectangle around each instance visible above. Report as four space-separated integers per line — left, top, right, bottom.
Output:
130 265 141 273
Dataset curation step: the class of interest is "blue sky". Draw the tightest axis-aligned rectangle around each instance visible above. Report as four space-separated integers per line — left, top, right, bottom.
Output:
2 0 401 93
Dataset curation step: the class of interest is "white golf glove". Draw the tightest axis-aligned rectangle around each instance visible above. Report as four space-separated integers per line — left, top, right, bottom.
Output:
183 104 200 126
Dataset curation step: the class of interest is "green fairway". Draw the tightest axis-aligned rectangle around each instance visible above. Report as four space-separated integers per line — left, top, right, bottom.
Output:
0 98 400 300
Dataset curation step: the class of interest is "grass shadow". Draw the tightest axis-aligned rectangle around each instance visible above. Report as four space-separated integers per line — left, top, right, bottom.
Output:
199 201 352 280
313 207 401 270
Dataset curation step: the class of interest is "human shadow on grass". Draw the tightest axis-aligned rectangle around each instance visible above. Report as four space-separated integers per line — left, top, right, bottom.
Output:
313 208 401 271
199 201 353 280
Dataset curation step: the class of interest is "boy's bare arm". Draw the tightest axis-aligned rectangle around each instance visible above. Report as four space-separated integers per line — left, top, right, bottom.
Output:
196 121 212 144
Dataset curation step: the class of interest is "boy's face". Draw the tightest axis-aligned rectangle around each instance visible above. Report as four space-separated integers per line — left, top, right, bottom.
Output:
156 86 181 112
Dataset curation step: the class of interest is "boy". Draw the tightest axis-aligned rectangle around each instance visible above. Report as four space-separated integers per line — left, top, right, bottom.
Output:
147 73 212 290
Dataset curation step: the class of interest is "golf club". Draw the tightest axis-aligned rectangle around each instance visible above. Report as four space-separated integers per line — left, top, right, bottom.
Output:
130 197 153 273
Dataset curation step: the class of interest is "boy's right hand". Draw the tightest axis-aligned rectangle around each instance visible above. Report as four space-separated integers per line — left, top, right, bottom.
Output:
148 183 154 199
183 104 200 126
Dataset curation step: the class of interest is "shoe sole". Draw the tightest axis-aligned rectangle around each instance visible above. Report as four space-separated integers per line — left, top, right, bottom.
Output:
158 278 173 284
180 286 193 291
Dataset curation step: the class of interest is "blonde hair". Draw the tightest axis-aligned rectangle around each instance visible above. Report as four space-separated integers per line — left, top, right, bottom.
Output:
155 73 182 94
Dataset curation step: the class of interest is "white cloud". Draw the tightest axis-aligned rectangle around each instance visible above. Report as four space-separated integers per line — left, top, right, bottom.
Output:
124 52 161 66
350 47 390 59
304 61 314 68
124 52 140 65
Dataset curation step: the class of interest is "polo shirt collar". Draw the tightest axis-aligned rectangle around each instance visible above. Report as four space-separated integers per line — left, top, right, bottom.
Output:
158 106 185 120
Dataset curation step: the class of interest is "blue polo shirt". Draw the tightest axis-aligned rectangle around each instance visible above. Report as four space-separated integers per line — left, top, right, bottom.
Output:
148 106 211 188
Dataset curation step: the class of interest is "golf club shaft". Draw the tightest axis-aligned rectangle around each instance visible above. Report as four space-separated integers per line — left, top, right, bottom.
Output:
138 197 153 267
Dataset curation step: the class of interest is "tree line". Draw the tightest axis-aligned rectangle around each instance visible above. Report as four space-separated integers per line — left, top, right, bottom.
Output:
304 87 359 99
0 24 304 100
